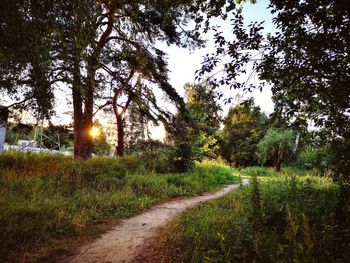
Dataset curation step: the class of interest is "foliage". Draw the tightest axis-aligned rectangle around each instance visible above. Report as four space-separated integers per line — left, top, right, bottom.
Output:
240 166 275 178
198 0 350 182
196 131 221 159
135 149 173 174
0 152 238 262
0 0 56 119
299 144 333 175
184 83 222 135
165 111 199 173
256 128 295 172
91 120 112 156
221 99 269 166
183 82 223 160
261 0 350 182
41 124 73 150
249 173 262 225
5 123 35 144
0 0 239 159
162 171 348 263
124 101 151 151
126 139 167 154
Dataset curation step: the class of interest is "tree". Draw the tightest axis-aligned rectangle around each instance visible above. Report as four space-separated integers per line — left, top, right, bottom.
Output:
124 100 151 153
1 0 239 160
0 0 99 158
97 71 170 157
221 98 268 166
0 0 57 119
5 123 35 145
166 111 199 172
299 144 333 175
256 128 295 172
200 0 350 183
41 124 73 150
184 83 221 135
184 83 222 159
259 0 350 181
198 0 350 181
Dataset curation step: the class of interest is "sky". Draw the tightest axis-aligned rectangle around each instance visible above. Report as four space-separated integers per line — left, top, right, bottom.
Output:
162 0 276 115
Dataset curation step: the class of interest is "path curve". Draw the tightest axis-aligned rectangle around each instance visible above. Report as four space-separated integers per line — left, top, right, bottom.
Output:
60 179 248 263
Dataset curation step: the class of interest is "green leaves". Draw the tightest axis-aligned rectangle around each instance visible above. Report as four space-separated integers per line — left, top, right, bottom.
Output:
256 128 295 171
196 0 350 180
221 99 268 166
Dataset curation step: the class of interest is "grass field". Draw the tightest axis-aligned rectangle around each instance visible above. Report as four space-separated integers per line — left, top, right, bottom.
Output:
162 167 350 263
0 152 239 262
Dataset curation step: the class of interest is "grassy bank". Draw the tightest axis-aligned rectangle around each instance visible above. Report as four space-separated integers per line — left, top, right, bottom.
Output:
162 169 349 262
0 152 238 262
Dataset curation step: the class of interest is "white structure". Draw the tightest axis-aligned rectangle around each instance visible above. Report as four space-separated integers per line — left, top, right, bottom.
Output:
0 106 8 153
17 140 37 151
0 126 5 152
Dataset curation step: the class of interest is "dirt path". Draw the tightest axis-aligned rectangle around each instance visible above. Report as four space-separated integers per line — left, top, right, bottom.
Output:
60 179 248 263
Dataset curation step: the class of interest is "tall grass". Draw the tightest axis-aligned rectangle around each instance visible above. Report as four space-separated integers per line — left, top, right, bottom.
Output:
239 166 318 178
0 152 239 262
162 170 349 262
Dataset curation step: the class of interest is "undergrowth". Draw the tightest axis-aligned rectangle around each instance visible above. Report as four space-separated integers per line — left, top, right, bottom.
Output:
162 171 349 263
0 152 238 262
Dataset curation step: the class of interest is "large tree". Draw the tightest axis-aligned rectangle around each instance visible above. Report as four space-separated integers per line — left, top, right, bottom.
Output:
1 0 239 159
0 0 57 119
184 83 221 135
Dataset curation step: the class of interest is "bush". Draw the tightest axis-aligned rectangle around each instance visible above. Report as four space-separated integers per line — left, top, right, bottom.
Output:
136 149 173 173
298 144 333 174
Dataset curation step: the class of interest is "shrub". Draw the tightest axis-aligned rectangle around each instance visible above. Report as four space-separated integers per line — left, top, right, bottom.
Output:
136 149 173 173
298 144 333 174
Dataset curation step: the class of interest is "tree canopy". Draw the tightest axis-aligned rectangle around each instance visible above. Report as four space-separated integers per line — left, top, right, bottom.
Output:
256 128 295 172
184 83 222 159
197 0 350 181
1 0 240 159
221 98 268 166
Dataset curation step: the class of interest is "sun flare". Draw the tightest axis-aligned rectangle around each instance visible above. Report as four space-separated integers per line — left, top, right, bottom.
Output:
89 126 100 138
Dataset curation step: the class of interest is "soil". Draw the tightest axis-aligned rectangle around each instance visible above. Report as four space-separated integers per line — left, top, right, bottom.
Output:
58 179 248 263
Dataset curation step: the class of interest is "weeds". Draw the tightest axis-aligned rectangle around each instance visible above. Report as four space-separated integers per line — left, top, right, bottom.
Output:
162 170 348 263
0 152 238 262
240 166 275 177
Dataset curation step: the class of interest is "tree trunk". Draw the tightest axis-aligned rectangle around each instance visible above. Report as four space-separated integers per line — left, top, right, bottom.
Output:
78 13 114 159
75 10 114 159
72 58 84 159
115 113 124 156
80 65 95 159
275 155 281 173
